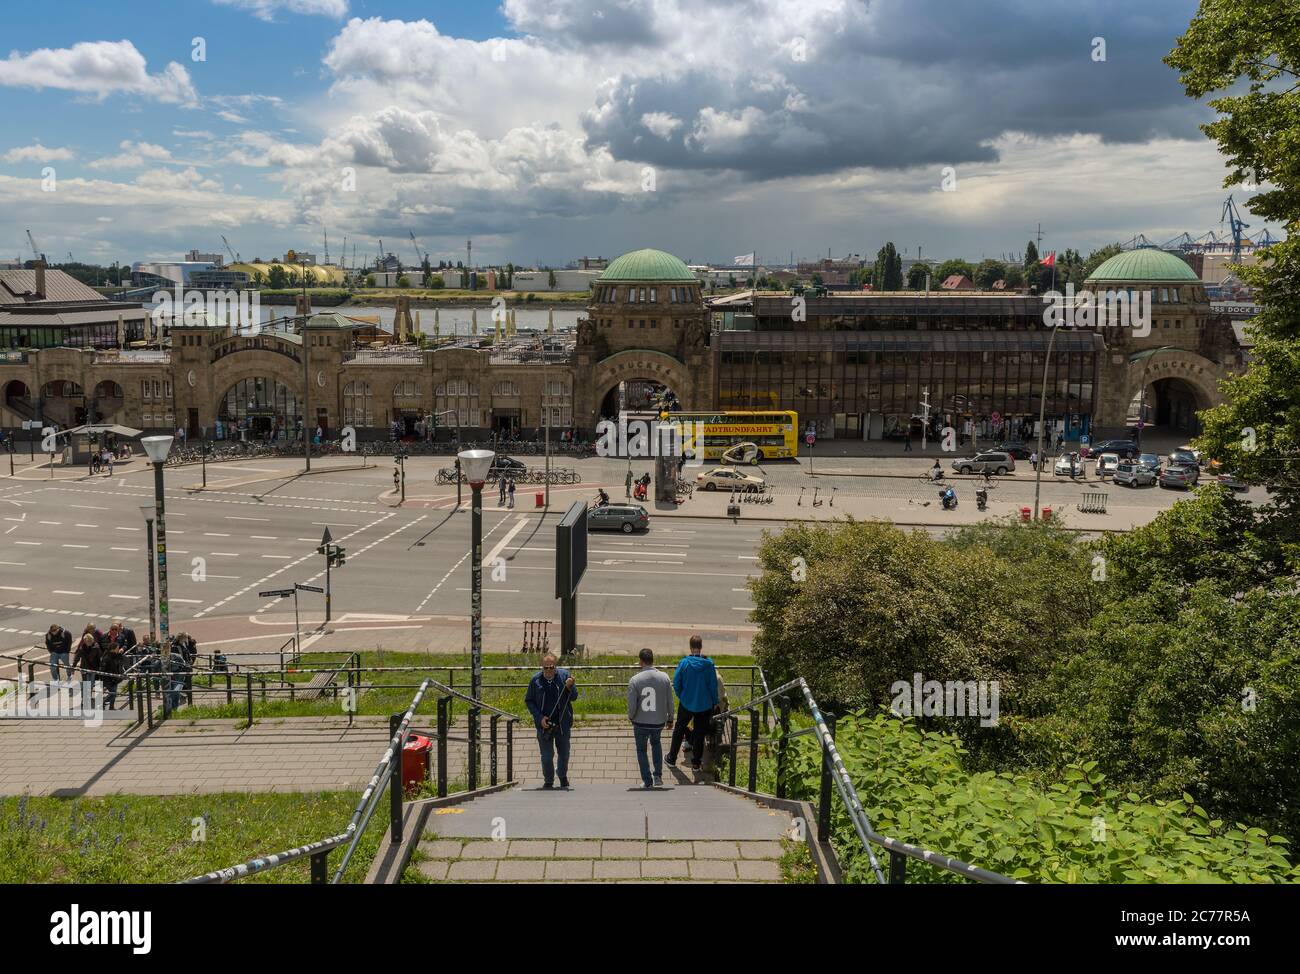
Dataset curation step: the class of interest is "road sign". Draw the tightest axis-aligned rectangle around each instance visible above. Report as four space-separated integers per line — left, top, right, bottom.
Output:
258 589 294 598
991 411 1001 425
319 526 333 547
295 583 324 593
805 433 815 446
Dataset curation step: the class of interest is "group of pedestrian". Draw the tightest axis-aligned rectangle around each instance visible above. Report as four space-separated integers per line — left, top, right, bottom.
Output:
524 635 724 791
42 622 199 711
88 446 116 476
496 475 517 508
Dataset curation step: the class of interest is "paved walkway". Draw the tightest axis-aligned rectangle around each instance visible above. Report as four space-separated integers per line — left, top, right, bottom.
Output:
417 783 791 883
0 714 712 796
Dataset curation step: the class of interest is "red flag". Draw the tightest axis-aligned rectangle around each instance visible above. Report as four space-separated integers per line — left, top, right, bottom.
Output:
1040 251 1056 267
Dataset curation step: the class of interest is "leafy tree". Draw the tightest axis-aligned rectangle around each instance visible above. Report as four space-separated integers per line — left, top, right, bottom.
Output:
365 274 375 288
397 275 410 288
547 269 556 288
426 274 444 290
505 262 515 288
1023 240 1039 268
420 257 432 286
906 263 931 290
974 258 1007 289
1167 3 1300 522
1081 243 1122 280
933 258 974 282
872 242 903 290
267 264 288 290
1002 265 1025 289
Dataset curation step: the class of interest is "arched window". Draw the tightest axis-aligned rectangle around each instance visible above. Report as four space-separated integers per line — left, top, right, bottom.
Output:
435 378 480 427
392 380 420 399
493 381 520 397
343 381 374 427
94 380 124 399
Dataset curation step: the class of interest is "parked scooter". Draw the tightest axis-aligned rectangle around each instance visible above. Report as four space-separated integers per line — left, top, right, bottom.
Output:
633 472 650 502
975 486 988 511
940 486 958 511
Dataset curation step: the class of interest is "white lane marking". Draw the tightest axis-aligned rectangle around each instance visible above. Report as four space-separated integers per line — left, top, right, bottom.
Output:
312 521 357 527
70 505 107 510
732 588 751 592
737 556 759 560
74 566 129 573
260 555 291 560
53 590 84 595
586 592 647 597
296 538 317 542
111 546 138 552
170 598 203 604
224 516 270 522
0 561 25 566
0 585 30 591
250 535 278 540
115 527 141 532
209 552 240 557
14 541 40 546
485 516 529 566
39 520 61 525
74 523 99 528
204 532 230 537
504 545 685 558
171 549 189 554
109 594 140 600
732 607 753 611
415 514 512 613
455 587 521 593
61 544 90 549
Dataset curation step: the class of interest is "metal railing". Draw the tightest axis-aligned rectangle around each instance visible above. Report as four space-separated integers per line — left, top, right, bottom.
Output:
711 676 1019 885
182 677 521 884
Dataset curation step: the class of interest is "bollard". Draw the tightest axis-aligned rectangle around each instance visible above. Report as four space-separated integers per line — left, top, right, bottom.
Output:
389 714 404 844
818 712 837 841
436 697 449 798
245 673 253 725
748 708 759 793
506 720 514 782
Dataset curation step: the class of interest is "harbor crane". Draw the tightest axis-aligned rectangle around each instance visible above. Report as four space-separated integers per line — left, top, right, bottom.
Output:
221 234 240 264
25 229 45 262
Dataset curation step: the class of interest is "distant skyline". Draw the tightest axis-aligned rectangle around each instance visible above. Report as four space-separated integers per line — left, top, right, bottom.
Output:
0 0 1279 270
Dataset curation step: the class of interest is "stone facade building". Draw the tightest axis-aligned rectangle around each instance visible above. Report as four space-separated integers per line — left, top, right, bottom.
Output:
0 247 1245 444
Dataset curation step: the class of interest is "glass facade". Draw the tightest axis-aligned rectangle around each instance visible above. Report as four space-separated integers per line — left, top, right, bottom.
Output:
217 377 300 435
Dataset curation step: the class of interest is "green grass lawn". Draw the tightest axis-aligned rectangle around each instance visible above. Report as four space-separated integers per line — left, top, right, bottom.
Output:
0 791 382 884
180 651 763 724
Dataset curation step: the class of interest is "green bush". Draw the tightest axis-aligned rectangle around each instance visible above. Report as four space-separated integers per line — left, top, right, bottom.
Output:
777 712 1298 884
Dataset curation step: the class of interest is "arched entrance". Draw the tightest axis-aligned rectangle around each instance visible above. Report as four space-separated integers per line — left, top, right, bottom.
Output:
1127 348 1222 437
217 377 300 442
40 379 85 426
91 380 124 423
599 379 680 419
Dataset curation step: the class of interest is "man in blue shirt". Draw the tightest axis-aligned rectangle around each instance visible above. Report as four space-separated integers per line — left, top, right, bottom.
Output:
524 652 578 789
666 635 718 772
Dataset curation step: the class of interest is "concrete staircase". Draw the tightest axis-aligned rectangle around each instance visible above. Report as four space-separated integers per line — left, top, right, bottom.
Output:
412 782 793 884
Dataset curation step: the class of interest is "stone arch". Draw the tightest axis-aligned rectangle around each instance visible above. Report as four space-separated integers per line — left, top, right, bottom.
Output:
1127 347 1225 434
587 349 690 425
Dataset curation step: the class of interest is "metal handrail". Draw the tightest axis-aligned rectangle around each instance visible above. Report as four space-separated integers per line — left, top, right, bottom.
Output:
713 676 1019 885
181 677 521 885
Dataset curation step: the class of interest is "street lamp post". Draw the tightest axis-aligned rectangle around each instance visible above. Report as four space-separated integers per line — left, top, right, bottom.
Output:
1033 322 1062 521
139 504 157 643
458 447 494 790
141 435 174 713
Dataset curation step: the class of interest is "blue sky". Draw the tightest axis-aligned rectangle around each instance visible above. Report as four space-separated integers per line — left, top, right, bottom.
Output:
0 0 1275 270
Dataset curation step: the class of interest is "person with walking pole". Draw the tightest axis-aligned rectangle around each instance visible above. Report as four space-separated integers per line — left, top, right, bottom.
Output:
525 652 578 789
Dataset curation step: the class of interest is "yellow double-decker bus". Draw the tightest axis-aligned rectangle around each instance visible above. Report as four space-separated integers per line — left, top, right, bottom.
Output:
669 410 799 461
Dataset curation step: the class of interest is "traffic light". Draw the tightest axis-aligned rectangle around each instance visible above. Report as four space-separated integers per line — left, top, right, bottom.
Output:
331 545 346 568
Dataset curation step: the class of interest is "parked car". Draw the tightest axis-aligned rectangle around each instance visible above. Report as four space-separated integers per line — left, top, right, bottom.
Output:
1215 472 1250 493
1090 439 1142 459
490 455 528 476
1137 453 1162 476
1095 452 1120 478
951 451 1015 475
1168 448 1201 470
1114 460 1156 487
696 466 767 491
994 441 1033 460
1054 454 1084 477
1159 464 1200 489
587 504 650 533
1177 444 1207 466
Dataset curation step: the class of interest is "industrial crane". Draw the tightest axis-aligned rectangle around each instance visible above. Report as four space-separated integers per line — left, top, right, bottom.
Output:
221 234 240 264
25 228 45 263
323 227 330 265
409 231 427 268
1221 194 1250 264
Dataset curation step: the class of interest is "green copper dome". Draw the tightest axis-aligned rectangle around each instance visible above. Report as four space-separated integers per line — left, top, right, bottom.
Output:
1085 248 1201 284
599 248 696 282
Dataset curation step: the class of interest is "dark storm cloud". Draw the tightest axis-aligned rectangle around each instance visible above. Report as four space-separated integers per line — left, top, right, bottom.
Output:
580 0 1206 178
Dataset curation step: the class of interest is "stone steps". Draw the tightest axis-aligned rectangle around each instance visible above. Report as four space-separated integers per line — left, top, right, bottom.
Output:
415 838 785 883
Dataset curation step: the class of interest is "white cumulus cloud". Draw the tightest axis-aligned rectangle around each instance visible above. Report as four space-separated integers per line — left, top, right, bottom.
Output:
213 0 348 21
0 40 197 105
1 143 74 164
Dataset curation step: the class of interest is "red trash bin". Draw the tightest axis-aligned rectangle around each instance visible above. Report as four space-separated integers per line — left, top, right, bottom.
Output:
1019 506 1032 522
536 491 545 507
1041 506 1052 521
402 734 432 794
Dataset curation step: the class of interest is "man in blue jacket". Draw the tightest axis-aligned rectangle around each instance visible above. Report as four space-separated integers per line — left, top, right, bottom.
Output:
666 635 718 772
524 652 578 789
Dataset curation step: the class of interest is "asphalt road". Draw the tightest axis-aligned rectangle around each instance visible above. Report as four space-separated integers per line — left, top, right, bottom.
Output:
0 450 1216 659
